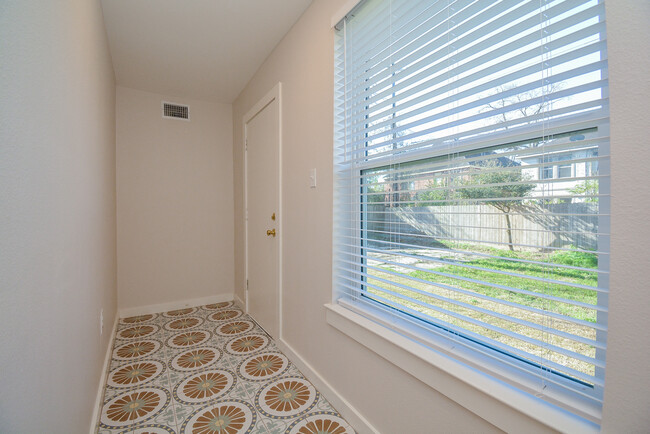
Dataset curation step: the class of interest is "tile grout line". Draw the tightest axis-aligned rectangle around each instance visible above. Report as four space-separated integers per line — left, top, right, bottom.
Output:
162 320 180 434
232 312 275 434
99 303 354 433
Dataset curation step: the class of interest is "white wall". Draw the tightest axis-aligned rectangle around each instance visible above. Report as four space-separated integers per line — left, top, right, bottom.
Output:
0 1 117 432
601 0 650 431
233 0 518 432
117 86 234 312
232 0 650 432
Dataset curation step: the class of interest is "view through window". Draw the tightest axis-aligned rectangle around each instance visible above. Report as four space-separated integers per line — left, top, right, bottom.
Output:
334 0 609 417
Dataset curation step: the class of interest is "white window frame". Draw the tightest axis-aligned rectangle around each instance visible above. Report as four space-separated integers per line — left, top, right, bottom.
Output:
331 140 608 432
330 1 609 432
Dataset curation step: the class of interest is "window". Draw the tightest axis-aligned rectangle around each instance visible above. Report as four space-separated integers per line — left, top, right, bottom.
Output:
558 162 573 178
333 0 609 423
541 163 555 180
585 148 599 176
539 153 574 179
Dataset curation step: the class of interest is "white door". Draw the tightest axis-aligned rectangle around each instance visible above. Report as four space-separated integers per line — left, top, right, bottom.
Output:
245 89 280 340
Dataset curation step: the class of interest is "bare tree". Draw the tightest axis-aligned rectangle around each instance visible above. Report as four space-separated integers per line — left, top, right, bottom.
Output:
458 160 535 251
482 83 564 129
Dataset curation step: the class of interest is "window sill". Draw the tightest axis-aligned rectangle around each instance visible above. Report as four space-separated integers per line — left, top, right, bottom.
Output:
325 301 599 434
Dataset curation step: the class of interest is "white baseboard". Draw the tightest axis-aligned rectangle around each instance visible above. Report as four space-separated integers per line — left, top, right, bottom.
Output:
234 293 246 311
276 338 378 434
90 314 118 434
119 293 234 318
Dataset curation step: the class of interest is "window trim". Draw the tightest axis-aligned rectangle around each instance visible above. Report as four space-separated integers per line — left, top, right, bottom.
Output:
325 301 600 434
353 130 606 398
332 0 610 427
335 124 608 422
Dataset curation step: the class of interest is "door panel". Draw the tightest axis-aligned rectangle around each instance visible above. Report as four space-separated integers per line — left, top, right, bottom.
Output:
246 98 280 339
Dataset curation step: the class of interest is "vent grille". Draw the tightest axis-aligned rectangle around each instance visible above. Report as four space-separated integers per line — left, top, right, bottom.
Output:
162 102 189 120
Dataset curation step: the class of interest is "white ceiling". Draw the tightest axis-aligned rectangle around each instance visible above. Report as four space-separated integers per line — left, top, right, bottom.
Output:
100 0 313 103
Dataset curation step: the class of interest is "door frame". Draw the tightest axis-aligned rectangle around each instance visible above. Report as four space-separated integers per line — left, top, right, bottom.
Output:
243 82 283 340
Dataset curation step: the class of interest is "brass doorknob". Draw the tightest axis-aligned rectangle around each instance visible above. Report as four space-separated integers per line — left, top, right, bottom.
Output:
266 229 276 237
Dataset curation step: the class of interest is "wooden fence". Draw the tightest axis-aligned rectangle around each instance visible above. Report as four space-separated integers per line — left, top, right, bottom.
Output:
366 203 599 251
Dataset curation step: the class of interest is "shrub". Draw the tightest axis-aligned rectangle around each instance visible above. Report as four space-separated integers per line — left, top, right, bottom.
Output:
550 248 598 268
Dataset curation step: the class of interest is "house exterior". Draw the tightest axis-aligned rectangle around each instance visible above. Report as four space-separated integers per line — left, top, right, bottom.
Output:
521 144 599 201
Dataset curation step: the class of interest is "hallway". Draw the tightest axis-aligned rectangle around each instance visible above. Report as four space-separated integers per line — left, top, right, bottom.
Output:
97 302 354 433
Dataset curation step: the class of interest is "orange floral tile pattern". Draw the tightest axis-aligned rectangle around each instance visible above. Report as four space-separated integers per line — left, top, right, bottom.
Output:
204 301 233 310
208 309 242 322
287 412 355 434
122 314 156 324
167 330 211 349
100 387 169 429
183 400 255 433
96 302 355 433
171 347 220 372
117 325 158 340
113 340 161 361
225 334 269 355
163 307 198 318
256 377 318 419
215 320 254 336
108 361 164 388
239 353 289 382
164 317 202 331
174 369 235 404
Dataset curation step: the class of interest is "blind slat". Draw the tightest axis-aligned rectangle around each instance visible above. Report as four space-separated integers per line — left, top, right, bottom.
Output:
344 0 597 94
344 80 608 154
348 60 606 144
337 230 610 255
340 296 605 411
344 104 608 165
337 267 605 368
339 272 603 371
335 251 607 310
334 0 609 413
338 295 606 396
338 280 604 386
335 236 607 273
341 247 607 293
337 134 609 173
344 4 604 110
336 255 607 345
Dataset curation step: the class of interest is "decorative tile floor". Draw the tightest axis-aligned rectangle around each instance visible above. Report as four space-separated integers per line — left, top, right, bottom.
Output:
96 302 355 434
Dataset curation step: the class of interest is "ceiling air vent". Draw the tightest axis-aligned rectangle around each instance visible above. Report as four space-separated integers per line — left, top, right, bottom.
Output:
162 102 190 121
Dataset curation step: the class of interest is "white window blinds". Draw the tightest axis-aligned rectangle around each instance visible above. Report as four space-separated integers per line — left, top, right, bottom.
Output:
333 0 609 421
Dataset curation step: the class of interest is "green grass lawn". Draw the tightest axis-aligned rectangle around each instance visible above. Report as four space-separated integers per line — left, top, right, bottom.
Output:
365 245 601 377
409 252 598 322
